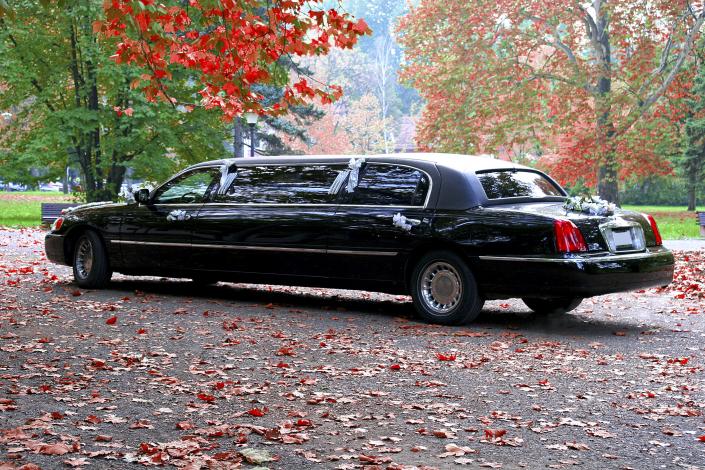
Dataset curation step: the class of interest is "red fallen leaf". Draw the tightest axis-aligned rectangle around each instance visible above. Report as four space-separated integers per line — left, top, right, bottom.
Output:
275 362 289 368
130 419 153 429
234 432 248 444
436 352 457 361
175 421 194 430
71 290 82 297
390 364 401 370
248 407 268 417
86 415 102 424
51 411 64 419
277 346 296 356
668 357 689 365
64 458 89 467
106 316 117 325
197 392 216 402
38 337 51 343
95 435 112 442
296 419 312 427
137 328 147 334
214 382 225 390
698 435 705 442
37 442 72 455
484 428 507 439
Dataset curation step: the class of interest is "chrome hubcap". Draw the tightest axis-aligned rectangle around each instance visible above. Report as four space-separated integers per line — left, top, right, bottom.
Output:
75 238 93 279
420 261 462 315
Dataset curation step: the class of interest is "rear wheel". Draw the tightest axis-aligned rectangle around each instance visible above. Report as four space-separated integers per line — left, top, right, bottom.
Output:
72 231 112 289
522 297 582 315
410 250 484 325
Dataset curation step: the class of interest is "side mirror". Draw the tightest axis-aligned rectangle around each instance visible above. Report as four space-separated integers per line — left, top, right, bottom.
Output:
134 188 151 204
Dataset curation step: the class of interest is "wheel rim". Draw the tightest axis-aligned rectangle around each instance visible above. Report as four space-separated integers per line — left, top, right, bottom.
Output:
75 237 93 280
420 261 463 316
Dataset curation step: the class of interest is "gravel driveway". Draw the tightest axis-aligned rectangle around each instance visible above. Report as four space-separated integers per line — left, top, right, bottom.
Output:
1 228 704 469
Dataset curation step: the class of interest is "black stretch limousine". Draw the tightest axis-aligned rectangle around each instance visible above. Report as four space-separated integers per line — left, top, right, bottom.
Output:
45 154 674 325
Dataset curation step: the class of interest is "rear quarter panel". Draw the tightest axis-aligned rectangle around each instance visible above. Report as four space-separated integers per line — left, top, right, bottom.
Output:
433 208 556 257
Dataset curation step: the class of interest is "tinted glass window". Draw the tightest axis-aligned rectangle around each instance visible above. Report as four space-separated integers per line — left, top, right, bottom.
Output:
153 168 220 204
348 164 429 206
220 165 342 204
478 170 563 199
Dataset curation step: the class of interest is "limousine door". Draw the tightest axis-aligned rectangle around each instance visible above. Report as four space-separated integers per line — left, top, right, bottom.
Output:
326 163 432 282
119 167 220 270
191 164 343 279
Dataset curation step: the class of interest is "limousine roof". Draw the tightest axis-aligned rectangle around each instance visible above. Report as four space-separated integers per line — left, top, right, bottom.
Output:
188 153 554 210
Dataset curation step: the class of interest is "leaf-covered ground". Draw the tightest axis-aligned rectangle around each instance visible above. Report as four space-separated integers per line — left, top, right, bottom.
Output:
1 228 704 469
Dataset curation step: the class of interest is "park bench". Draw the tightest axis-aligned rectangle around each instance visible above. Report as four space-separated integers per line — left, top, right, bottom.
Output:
698 211 705 238
40 203 80 225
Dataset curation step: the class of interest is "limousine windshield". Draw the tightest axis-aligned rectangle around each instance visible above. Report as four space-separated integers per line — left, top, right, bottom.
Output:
477 169 564 200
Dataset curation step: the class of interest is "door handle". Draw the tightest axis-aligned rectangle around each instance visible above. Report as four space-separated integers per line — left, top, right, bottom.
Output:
167 210 191 222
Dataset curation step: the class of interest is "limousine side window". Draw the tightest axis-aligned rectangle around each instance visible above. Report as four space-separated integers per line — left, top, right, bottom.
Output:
152 168 221 204
347 164 429 207
219 165 343 204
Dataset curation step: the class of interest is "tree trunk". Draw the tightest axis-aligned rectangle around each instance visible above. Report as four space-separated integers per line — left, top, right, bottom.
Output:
593 4 619 204
233 120 244 158
687 162 699 211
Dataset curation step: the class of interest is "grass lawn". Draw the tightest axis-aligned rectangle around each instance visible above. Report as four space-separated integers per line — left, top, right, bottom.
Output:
623 205 702 240
0 192 701 239
0 191 72 227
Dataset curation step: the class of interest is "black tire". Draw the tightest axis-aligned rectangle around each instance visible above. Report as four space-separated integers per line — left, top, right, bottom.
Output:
522 297 582 315
410 250 484 325
72 231 112 289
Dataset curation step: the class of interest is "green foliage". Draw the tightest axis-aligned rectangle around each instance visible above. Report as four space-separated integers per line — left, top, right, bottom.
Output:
0 0 229 201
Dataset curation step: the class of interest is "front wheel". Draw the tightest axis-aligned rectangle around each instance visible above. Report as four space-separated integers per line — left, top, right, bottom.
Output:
73 231 112 289
522 297 582 315
410 250 484 325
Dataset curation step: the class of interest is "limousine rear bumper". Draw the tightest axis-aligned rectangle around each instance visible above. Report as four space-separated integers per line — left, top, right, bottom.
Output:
474 247 675 299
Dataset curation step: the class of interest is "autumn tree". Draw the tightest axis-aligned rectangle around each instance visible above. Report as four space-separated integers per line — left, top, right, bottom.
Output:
98 0 371 120
0 0 227 201
399 0 705 202
284 106 354 155
344 93 388 154
681 42 705 210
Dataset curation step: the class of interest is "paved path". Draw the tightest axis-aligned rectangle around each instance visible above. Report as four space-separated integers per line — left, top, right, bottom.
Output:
665 239 705 251
0 229 704 469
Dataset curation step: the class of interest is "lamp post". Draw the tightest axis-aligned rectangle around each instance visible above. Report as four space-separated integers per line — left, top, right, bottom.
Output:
244 112 258 157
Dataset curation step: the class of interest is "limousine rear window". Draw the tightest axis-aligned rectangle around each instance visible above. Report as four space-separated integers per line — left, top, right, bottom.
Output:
477 170 563 199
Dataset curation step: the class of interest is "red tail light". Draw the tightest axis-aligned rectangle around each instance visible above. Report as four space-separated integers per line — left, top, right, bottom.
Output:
51 217 63 232
554 219 587 253
642 213 663 246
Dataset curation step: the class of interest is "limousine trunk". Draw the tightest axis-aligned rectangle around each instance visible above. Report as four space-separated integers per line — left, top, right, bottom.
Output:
487 201 657 253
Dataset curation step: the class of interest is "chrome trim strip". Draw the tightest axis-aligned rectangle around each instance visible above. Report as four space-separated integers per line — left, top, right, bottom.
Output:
328 249 398 256
198 203 426 209
111 240 397 256
111 240 192 248
478 250 668 263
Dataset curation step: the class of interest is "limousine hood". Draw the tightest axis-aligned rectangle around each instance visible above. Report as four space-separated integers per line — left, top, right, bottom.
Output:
64 201 128 216
488 201 658 252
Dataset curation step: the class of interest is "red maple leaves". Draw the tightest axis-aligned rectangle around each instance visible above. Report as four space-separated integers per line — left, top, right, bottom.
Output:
96 0 371 120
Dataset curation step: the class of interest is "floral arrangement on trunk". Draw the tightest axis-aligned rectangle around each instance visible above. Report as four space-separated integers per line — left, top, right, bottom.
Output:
563 195 617 216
